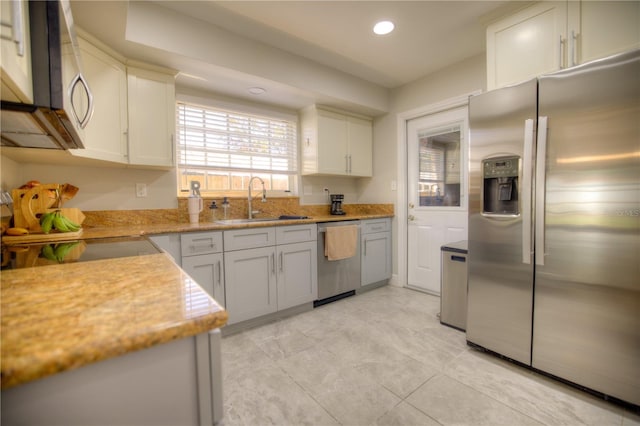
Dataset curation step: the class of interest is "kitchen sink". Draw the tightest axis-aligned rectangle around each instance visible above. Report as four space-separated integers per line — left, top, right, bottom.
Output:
215 215 309 225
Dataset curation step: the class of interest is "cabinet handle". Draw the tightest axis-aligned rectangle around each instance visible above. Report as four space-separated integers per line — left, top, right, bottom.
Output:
348 155 352 173
6 0 25 56
363 238 367 256
271 253 275 274
559 35 565 69
189 243 215 252
171 134 175 165
570 30 578 67
279 252 283 272
216 260 222 285
344 155 349 173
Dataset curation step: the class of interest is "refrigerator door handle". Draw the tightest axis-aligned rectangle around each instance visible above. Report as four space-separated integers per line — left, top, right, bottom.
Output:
535 116 548 266
522 118 534 264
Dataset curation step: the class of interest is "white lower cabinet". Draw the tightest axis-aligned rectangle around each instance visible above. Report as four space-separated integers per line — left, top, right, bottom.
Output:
361 219 392 287
182 253 225 308
1 330 223 425
224 224 317 325
148 233 181 266
180 231 225 307
224 246 277 324
276 241 317 310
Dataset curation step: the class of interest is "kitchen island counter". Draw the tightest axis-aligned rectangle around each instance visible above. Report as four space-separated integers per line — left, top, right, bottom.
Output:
0 252 227 390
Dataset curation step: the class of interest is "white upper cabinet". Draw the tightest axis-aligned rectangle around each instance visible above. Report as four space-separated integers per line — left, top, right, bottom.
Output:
68 37 128 163
572 1 640 64
487 1 640 90
0 0 32 103
127 65 176 167
301 106 373 177
63 33 176 167
346 115 373 177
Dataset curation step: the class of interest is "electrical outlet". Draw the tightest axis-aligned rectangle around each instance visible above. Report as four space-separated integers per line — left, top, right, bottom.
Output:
136 183 147 198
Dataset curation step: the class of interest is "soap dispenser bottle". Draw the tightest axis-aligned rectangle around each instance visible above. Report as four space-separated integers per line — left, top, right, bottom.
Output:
209 201 218 222
222 197 230 220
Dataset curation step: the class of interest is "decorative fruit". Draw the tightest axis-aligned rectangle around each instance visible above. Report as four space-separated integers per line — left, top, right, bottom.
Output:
5 227 29 236
19 180 41 189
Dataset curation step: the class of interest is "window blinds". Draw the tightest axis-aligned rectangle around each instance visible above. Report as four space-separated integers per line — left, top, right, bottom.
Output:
176 103 297 174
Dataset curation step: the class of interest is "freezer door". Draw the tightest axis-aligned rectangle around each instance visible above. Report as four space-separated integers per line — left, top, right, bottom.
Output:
467 78 537 365
533 49 640 405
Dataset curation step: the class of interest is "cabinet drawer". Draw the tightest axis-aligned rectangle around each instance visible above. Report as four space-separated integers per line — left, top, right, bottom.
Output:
181 231 223 257
276 224 317 245
223 227 276 251
362 218 390 235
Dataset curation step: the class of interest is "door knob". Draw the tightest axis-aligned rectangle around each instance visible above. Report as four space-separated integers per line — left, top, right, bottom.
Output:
408 215 415 221
408 203 414 209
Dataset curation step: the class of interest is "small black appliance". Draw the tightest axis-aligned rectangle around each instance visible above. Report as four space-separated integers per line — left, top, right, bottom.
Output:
330 194 345 215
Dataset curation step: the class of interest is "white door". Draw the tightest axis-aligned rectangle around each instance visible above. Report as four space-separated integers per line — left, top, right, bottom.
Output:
406 107 468 295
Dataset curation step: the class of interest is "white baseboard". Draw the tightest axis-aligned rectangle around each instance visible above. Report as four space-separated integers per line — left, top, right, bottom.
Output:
389 274 402 287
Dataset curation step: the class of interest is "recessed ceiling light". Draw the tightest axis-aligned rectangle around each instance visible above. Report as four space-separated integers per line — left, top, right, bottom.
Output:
248 87 266 95
373 20 395 35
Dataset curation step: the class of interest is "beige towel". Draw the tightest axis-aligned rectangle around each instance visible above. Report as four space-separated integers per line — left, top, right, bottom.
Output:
325 225 358 261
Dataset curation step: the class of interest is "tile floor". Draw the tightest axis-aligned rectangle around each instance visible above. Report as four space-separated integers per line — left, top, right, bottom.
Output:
220 285 639 426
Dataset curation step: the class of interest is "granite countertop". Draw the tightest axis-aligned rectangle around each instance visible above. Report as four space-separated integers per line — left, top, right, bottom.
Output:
0 253 228 390
0 212 391 390
77 213 394 240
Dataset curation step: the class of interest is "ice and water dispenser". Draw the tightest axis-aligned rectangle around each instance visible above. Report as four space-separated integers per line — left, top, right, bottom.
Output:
482 156 520 215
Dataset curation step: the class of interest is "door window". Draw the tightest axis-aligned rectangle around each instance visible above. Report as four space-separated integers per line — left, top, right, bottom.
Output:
417 126 461 207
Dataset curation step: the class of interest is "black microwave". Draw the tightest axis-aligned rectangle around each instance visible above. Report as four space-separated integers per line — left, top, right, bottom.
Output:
1 0 93 150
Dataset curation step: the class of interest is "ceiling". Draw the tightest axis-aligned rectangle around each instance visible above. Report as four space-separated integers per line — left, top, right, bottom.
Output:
70 1 522 114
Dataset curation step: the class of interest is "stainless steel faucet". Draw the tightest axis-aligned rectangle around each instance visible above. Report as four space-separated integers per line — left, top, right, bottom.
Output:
248 177 267 219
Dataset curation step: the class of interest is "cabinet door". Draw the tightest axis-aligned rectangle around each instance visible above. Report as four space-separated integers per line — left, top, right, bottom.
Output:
0 0 32 103
181 231 223 257
317 110 348 175
347 116 373 177
69 39 128 163
127 67 175 167
277 241 317 310
487 2 567 90
361 232 392 286
224 246 276 324
148 233 182 265
182 253 225 307
275 224 317 245
223 227 275 251
573 1 640 65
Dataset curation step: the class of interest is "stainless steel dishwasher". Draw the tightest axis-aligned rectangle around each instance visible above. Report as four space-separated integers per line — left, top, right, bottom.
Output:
315 220 361 307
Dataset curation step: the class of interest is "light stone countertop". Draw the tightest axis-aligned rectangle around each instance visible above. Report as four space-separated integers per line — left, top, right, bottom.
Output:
77 213 394 240
0 213 391 390
0 253 228 390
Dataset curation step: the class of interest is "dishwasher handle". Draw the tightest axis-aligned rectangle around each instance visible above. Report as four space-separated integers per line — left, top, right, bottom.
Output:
318 225 361 233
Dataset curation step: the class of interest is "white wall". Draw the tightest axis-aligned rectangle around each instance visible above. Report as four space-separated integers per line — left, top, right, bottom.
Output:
0 54 486 216
0 151 177 211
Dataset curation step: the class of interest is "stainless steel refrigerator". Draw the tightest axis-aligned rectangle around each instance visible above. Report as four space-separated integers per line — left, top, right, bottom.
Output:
467 49 640 407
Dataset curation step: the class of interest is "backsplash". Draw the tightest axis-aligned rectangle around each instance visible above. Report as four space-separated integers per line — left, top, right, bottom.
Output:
83 197 393 227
